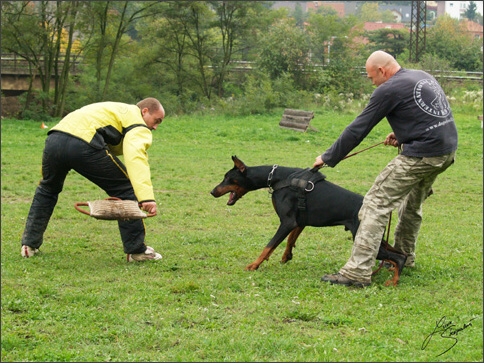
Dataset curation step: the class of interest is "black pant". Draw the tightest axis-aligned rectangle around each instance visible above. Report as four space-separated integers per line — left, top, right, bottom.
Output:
21 131 147 254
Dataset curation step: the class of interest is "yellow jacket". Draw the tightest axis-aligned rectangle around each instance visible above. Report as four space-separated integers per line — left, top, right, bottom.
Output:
49 102 155 202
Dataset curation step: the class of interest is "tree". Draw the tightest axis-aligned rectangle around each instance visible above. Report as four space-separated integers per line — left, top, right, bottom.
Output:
425 14 483 71
365 28 409 59
314 4 338 17
208 1 268 97
80 1 162 101
1 1 83 117
181 1 217 100
52 1 83 117
292 2 307 28
464 1 478 22
306 11 359 65
132 1 214 109
257 17 311 89
137 2 192 99
358 2 380 22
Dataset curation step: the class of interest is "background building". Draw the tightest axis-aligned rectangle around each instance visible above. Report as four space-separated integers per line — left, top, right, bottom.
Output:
271 1 483 22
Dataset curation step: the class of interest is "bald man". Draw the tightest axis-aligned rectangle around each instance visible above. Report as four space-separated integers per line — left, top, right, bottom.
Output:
313 50 458 287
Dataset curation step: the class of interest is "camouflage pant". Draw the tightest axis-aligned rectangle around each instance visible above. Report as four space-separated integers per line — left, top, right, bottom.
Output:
339 152 455 283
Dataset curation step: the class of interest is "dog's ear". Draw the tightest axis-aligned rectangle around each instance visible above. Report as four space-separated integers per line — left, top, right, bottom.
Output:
232 155 246 173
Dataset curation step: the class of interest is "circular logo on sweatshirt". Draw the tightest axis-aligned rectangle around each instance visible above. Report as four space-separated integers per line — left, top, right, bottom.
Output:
413 79 451 118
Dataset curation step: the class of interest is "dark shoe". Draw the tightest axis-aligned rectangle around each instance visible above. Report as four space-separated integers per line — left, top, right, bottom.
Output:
321 273 371 287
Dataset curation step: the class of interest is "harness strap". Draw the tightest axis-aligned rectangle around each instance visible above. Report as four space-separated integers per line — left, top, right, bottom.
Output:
271 168 326 226
272 168 325 192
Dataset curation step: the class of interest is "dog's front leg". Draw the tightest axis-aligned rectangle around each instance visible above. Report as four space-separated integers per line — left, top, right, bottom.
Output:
245 247 276 271
245 223 294 271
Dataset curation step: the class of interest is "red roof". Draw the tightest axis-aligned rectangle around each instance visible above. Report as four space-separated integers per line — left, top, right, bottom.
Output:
363 22 406 31
462 20 483 37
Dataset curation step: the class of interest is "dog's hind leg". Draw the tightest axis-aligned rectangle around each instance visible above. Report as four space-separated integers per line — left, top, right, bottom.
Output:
374 241 407 286
281 226 304 264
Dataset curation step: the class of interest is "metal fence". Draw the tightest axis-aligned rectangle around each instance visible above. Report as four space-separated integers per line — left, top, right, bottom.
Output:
2 54 482 82
1 53 81 75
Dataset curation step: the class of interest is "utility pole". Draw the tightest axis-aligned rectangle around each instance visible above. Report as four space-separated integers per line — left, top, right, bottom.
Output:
409 1 427 63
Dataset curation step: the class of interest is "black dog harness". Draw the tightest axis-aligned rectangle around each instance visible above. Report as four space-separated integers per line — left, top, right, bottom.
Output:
269 166 326 226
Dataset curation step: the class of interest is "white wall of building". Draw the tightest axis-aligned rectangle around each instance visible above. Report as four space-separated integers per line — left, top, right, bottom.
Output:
446 1 483 20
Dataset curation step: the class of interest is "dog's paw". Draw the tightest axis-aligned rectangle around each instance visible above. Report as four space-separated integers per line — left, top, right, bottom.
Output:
281 253 293 263
245 263 259 271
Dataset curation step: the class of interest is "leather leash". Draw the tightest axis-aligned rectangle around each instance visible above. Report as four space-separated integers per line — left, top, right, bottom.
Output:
311 141 385 172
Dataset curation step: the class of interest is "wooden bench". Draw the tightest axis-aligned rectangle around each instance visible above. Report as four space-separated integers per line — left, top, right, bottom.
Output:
279 108 318 132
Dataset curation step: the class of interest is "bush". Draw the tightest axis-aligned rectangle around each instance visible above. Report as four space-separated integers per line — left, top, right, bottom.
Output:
216 71 316 116
315 58 372 100
17 91 57 122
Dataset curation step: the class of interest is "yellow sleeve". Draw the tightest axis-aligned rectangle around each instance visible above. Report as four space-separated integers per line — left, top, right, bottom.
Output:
123 126 155 202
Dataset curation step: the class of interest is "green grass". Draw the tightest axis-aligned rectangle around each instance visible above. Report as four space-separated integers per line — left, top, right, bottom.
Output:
1 102 482 362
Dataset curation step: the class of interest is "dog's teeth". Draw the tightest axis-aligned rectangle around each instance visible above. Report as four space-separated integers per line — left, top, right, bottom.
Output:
227 191 236 205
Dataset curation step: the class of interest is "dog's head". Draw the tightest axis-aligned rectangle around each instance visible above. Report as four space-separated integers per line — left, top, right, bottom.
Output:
210 156 252 205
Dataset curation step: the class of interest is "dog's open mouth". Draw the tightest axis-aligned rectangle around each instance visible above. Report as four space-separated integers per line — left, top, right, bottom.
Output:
227 191 238 205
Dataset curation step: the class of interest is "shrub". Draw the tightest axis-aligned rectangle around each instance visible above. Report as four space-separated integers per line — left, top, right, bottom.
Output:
315 59 372 100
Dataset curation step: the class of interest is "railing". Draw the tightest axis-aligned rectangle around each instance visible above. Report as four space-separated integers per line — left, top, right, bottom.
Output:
1 53 81 75
2 54 481 82
226 61 483 81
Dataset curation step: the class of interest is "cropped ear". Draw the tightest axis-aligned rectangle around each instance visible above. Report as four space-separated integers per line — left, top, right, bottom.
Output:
232 155 246 174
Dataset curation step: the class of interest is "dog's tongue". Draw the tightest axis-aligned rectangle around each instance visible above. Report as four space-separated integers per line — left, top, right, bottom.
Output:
227 191 236 205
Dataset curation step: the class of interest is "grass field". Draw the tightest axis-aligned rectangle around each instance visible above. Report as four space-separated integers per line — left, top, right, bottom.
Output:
1 99 482 361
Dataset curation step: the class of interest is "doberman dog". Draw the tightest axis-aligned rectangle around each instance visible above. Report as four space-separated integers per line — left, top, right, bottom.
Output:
210 156 407 286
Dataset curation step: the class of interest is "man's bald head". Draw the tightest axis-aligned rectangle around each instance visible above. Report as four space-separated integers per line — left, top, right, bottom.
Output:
366 51 399 69
365 51 401 86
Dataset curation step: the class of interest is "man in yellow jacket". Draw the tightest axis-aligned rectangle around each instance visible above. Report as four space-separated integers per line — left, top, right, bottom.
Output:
21 98 165 262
